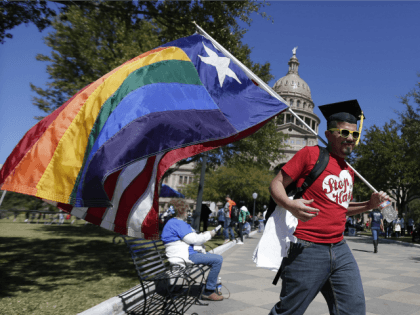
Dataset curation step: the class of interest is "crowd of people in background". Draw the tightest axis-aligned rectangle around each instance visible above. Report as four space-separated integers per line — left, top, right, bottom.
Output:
158 195 265 243
345 212 418 239
0 210 81 225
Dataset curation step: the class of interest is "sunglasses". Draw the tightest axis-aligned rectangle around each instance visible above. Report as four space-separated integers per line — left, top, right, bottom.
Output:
328 128 360 140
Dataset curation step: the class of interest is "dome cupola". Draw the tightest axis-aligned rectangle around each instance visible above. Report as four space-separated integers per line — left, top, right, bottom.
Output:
273 47 312 102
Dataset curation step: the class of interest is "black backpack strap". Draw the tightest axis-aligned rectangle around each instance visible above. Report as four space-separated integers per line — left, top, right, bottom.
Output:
266 146 329 220
294 146 329 199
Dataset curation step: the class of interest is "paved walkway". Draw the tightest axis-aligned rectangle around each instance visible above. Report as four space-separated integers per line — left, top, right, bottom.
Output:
187 233 420 315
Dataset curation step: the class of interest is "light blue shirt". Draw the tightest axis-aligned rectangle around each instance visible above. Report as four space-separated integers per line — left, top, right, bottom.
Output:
161 218 198 255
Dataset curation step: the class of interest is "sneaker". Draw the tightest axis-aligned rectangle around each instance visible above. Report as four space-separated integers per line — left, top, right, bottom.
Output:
223 239 230 245
202 292 224 301
237 241 244 245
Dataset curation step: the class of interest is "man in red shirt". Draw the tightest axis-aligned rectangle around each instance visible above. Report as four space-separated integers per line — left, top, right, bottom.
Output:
269 100 389 315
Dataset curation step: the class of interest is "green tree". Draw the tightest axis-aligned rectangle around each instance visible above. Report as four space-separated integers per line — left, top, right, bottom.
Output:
0 190 56 211
0 0 56 44
398 73 420 215
399 73 420 145
350 120 420 217
30 3 161 117
408 199 420 224
181 164 274 212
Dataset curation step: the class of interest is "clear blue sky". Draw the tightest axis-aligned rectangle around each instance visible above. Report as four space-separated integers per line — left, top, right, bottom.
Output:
1 1 419 165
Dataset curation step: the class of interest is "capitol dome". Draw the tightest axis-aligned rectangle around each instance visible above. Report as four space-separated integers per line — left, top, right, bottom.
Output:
272 47 320 167
273 54 312 101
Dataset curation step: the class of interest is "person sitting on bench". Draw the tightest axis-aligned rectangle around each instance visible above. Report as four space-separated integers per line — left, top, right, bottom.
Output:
161 206 224 301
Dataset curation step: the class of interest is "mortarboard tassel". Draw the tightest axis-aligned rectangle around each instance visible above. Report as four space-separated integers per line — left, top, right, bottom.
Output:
356 111 364 146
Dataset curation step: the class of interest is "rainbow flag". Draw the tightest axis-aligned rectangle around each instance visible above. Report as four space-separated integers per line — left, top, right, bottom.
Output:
0 34 287 239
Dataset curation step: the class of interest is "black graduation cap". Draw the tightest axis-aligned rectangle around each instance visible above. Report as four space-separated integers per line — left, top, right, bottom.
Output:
318 100 365 124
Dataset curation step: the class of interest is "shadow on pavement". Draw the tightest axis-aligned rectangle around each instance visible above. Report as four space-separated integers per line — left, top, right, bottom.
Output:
347 236 420 248
128 285 203 315
352 249 372 253
409 256 420 262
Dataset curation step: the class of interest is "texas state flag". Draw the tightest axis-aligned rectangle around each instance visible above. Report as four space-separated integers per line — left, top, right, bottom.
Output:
0 33 288 239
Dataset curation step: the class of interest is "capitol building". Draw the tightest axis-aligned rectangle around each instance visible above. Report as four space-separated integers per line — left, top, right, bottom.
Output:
159 48 320 211
273 47 320 166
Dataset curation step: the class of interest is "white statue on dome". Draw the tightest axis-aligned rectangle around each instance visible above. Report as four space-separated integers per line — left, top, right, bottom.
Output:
292 46 298 55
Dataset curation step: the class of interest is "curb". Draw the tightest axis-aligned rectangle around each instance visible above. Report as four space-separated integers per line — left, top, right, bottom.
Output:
78 231 259 315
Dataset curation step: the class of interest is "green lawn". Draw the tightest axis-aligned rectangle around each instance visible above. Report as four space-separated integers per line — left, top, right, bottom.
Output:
0 216 234 315
0 215 140 315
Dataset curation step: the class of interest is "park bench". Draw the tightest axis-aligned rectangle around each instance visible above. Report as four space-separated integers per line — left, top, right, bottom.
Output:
117 235 211 315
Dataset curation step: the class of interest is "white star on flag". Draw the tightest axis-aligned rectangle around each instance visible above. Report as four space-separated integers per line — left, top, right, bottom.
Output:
198 42 241 87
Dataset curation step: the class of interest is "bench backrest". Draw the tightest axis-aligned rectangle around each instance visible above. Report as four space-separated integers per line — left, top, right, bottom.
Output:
124 237 169 282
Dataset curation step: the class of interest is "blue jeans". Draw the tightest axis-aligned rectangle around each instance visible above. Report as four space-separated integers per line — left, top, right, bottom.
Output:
223 218 235 240
270 239 365 315
371 227 380 240
189 253 223 291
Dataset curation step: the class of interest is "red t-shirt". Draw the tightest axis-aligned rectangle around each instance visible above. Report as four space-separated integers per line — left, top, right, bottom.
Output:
282 146 354 243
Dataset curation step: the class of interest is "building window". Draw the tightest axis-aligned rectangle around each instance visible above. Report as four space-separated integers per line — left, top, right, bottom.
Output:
297 100 301 108
189 177 193 184
312 121 316 130
278 114 285 124
296 140 300 145
289 99 293 106
285 81 288 85
164 177 169 184
179 176 183 184
303 140 306 145
184 176 188 184
290 140 294 144
305 117 311 128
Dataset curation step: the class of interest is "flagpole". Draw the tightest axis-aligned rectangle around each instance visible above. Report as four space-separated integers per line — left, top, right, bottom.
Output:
193 22 378 193
0 190 6 208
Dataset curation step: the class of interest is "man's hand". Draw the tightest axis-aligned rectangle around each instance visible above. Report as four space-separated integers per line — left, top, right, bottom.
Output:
368 191 390 209
288 199 320 222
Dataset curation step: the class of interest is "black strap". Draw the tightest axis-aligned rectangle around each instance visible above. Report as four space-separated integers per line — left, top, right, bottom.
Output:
272 264 282 285
266 146 330 221
293 146 329 199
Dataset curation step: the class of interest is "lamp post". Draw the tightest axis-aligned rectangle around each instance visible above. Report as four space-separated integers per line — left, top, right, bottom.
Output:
252 192 258 229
